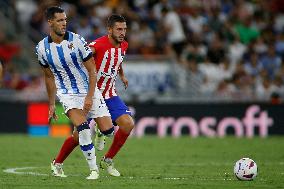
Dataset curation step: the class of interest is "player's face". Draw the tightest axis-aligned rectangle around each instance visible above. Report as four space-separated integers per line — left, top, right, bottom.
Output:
48 12 67 36
109 22 127 43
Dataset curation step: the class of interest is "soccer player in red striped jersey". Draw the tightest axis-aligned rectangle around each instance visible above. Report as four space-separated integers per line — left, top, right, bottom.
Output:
89 29 128 99
89 14 134 177
52 14 134 177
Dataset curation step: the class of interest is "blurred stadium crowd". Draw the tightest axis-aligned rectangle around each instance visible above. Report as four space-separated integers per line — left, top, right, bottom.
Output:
0 0 284 103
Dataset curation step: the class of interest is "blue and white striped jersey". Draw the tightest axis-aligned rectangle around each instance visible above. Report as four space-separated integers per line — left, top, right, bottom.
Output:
35 31 92 94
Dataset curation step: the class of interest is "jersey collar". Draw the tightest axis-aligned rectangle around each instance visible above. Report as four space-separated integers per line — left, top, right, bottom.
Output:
48 32 69 43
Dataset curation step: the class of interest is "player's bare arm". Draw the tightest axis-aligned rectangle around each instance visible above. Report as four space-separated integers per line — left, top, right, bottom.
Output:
83 57 97 115
89 46 99 69
42 66 58 121
118 65 128 89
90 46 96 54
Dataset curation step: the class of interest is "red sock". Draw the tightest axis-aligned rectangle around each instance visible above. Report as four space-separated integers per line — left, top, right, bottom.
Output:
105 129 130 159
55 136 79 163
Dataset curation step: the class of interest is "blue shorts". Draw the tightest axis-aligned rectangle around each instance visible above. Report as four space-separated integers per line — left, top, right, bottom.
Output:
105 96 131 124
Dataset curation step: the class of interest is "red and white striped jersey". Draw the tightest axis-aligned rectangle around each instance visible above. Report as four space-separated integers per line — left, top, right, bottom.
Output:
89 35 128 99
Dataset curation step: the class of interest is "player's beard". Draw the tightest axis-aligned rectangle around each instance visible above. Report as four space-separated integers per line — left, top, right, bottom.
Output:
112 33 124 44
54 30 64 37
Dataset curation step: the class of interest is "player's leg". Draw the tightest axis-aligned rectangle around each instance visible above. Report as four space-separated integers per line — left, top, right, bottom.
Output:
67 108 99 179
103 114 134 159
51 117 112 165
88 87 113 151
94 116 114 150
53 127 79 164
51 90 111 178
100 96 134 176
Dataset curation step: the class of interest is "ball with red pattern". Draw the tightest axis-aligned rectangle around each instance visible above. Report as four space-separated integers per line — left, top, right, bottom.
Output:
234 158 258 181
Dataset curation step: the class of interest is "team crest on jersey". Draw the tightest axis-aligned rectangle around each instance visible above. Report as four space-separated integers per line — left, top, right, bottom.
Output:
68 43 74 50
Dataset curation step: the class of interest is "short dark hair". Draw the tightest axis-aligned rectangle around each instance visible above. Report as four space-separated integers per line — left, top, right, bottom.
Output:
45 6 64 20
107 14 126 28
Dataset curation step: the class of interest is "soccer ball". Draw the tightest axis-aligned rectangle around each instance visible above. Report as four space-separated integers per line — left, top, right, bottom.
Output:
234 158 258 181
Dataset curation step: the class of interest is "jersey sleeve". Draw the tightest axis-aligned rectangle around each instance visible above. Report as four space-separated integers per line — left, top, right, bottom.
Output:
89 41 97 54
76 34 93 62
35 44 49 68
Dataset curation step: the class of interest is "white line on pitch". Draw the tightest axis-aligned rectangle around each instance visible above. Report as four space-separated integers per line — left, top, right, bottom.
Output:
1 166 202 180
3 167 48 176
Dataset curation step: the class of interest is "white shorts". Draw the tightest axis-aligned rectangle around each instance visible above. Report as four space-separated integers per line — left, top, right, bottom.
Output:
57 87 110 118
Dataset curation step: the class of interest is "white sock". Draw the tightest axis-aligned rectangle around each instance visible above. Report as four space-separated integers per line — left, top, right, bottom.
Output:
77 122 98 171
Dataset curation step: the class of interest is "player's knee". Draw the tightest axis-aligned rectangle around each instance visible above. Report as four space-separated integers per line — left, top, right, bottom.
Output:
127 121 135 131
122 119 134 132
101 127 114 137
125 119 134 130
116 116 135 133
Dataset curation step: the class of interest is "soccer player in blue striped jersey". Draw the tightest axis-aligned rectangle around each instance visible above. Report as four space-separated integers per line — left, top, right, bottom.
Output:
35 6 114 179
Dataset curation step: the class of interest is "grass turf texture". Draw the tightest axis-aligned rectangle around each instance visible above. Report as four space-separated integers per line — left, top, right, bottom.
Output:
0 135 283 189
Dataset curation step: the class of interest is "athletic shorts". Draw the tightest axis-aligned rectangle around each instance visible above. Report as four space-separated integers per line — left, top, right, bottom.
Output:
105 96 131 124
57 87 110 119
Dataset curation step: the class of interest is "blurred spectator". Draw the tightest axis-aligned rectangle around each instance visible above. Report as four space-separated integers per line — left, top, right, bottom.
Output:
76 16 93 40
259 45 282 79
161 6 186 60
186 8 206 35
15 0 37 26
207 35 225 64
181 43 205 64
87 25 104 42
17 75 47 101
76 0 92 16
65 3 79 32
234 18 260 44
186 59 206 95
253 36 268 55
275 32 284 59
274 13 284 33
215 80 235 99
230 63 254 100
272 76 284 97
153 0 171 20
3 69 28 90
94 1 112 19
0 30 20 63
244 52 262 77
198 57 220 93
255 76 276 101
228 35 247 64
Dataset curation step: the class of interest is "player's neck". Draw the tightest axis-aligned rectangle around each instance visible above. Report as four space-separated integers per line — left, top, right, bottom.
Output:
50 31 65 44
108 35 120 48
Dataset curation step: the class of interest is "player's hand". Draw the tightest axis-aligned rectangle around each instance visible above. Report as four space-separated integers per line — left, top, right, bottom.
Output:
48 104 58 122
121 76 128 89
83 95 93 116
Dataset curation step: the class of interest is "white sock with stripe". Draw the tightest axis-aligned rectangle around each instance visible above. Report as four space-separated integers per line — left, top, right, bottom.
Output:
77 122 98 171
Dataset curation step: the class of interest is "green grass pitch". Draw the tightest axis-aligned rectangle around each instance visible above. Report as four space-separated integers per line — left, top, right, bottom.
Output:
0 135 283 189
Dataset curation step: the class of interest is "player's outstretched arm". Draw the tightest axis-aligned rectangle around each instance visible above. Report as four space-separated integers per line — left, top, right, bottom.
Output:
42 67 58 121
83 58 97 115
118 65 128 89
